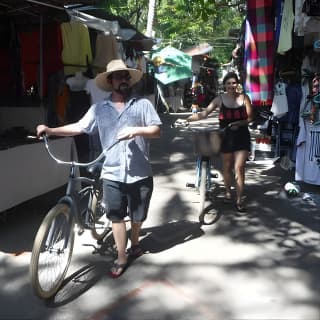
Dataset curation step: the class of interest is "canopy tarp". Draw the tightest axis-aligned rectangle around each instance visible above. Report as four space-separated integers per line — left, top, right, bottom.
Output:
151 46 192 85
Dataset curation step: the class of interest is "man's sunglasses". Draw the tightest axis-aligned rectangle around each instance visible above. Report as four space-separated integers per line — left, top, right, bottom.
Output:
112 72 131 81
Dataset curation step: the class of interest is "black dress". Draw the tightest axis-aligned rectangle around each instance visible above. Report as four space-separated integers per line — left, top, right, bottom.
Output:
219 99 251 153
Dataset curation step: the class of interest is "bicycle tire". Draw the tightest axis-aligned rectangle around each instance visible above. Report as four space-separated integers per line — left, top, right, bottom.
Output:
198 160 208 215
90 180 111 241
30 203 75 299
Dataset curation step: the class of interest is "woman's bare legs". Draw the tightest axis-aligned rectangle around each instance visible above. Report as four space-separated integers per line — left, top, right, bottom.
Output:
222 152 234 199
233 150 249 205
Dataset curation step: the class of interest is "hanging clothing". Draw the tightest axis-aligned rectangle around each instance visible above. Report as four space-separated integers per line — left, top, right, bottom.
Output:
84 78 110 104
295 121 320 185
277 0 295 54
271 81 288 118
274 0 284 48
61 22 92 76
19 30 40 94
92 33 119 74
244 0 274 107
277 0 294 54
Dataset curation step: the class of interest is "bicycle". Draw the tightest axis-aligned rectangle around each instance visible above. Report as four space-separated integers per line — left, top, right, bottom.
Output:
29 135 115 299
172 119 222 224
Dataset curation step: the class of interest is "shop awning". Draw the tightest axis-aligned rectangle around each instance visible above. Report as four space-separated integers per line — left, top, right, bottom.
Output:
183 42 213 56
0 1 154 50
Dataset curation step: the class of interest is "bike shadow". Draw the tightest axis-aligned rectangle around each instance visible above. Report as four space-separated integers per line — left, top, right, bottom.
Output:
46 219 217 306
46 260 109 307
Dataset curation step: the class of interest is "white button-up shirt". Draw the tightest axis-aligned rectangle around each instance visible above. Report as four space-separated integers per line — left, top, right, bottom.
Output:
75 96 162 183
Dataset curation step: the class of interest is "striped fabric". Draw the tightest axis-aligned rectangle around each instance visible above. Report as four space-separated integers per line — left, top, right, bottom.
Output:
244 0 274 107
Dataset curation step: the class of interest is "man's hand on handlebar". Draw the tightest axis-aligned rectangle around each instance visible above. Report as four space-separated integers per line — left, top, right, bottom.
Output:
36 125 49 138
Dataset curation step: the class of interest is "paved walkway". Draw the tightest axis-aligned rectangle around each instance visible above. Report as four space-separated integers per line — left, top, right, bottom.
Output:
0 113 319 320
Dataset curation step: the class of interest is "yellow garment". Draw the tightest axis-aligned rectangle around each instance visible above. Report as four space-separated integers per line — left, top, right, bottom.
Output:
61 22 92 75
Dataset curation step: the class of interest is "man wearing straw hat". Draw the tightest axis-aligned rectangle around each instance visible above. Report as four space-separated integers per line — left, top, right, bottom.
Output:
37 59 162 278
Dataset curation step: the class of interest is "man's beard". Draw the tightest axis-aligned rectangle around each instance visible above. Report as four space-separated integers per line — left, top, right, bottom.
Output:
115 83 131 97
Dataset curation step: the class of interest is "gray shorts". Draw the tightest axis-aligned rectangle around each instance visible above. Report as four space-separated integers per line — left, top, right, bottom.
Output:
102 177 153 222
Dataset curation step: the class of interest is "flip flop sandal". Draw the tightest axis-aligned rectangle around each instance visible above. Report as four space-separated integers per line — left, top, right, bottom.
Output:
109 261 128 278
235 202 246 213
223 196 232 204
126 245 144 258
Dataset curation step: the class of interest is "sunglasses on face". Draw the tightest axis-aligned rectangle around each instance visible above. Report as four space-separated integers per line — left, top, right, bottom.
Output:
112 72 131 81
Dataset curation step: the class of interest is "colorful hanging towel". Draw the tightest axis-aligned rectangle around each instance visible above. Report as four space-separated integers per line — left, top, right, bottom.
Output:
244 0 274 107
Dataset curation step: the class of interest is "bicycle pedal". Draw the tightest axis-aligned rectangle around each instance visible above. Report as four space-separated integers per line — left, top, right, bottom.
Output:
186 183 195 188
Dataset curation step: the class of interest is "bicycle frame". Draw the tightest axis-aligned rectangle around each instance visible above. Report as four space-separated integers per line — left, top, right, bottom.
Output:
172 119 221 216
41 135 105 248
195 156 212 191
30 136 114 299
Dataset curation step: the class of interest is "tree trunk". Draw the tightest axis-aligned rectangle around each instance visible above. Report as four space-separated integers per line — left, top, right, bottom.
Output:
146 0 156 37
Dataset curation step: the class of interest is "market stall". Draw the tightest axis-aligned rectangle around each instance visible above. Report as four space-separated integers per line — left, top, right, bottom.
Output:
0 1 154 212
0 137 76 212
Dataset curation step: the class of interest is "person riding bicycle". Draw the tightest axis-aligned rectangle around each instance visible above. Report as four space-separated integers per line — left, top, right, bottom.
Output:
187 71 253 212
36 59 162 278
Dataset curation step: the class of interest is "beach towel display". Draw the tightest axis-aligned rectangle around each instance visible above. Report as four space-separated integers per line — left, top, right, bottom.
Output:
244 0 274 107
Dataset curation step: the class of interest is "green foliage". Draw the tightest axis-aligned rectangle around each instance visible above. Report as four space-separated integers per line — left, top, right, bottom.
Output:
98 0 245 64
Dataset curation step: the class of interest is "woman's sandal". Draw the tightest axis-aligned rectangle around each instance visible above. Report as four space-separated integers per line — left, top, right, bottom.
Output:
126 245 144 258
235 202 246 213
109 261 128 278
223 196 232 204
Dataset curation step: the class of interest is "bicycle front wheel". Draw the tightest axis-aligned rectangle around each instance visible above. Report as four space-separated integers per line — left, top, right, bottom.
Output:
198 160 208 215
90 180 111 241
30 203 75 299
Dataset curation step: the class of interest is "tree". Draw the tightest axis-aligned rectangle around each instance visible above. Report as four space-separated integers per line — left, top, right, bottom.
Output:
146 0 157 37
100 0 246 63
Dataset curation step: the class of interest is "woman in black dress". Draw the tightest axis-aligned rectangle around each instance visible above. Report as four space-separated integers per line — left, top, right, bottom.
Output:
187 72 253 212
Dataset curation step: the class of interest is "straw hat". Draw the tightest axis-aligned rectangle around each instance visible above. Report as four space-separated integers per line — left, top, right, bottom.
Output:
95 59 143 91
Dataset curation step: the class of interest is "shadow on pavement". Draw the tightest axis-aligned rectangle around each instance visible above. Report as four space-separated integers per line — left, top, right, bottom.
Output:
138 220 204 254
47 261 109 307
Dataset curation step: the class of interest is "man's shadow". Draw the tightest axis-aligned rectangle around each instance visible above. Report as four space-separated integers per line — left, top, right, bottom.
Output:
137 220 205 254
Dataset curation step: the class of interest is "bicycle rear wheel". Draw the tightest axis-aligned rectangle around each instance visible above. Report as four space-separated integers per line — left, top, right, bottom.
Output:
30 203 75 299
90 180 111 241
198 160 208 215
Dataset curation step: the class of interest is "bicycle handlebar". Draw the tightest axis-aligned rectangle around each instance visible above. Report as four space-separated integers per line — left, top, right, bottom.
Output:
41 134 119 167
171 119 222 133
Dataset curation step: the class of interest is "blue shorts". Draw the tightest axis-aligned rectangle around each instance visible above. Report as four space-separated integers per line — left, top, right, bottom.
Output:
102 177 153 222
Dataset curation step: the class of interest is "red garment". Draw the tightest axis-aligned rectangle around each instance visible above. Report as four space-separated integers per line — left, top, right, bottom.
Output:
19 23 63 96
0 48 14 94
43 23 63 77
19 30 40 93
